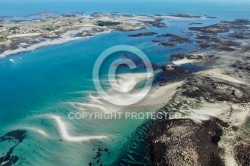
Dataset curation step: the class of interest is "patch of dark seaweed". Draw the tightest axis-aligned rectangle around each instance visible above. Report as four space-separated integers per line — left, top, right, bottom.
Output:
0 130 27 166
157 33 192 44
184 76 250 103
128 32 157 37
189 19 250 35
0 130 27 143
167 13 201 18
148 118 225 166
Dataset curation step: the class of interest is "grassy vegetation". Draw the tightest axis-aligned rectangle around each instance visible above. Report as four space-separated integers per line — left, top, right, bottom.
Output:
96 21 121 27
8 26 20 33
0 36 6 42
44 26 55 31
9 26 20 31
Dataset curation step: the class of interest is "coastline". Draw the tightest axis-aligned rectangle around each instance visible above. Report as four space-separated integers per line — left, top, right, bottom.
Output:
0 13 152 59
0 28 110 59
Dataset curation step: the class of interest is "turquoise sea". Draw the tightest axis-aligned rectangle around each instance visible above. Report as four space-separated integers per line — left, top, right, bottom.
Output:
0 0 250 165
0 0 250 19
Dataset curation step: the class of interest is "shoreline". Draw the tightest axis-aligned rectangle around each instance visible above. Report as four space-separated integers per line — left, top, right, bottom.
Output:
0 28 111 59
0 13 154 59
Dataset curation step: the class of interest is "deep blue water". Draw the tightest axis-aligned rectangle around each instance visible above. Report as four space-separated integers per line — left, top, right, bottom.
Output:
0 0 250 20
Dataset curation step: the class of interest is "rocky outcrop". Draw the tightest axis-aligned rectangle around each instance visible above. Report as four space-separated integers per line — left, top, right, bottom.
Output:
111 117 227 166
149 118 225 166
128 32 157 37
0 130 27 166
170 54 204 61
183 76 250 103
157 34 192 44
76 31 93 37
234 141 250 166
189 19 250 51
167 14 201 18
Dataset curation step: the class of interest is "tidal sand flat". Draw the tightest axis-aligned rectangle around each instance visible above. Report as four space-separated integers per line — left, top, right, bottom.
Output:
0 0 250 166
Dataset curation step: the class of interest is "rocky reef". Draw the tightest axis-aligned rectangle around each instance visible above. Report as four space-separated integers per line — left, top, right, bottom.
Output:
149 118 226 166
183 76 250 103
157 34 192 43
128 32 158 37
189 19 250 52
0 130 27 166
167 14 201 18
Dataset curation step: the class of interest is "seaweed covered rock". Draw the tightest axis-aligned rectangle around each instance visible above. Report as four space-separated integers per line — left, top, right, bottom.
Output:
149 118 226 166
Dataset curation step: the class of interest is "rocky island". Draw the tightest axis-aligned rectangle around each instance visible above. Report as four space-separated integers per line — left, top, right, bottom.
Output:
0 13 158 58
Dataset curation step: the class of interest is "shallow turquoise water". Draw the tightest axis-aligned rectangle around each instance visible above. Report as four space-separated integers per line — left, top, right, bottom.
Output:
0 25 198 129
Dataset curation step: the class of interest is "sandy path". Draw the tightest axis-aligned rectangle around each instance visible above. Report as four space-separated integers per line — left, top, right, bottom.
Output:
197 68 247 85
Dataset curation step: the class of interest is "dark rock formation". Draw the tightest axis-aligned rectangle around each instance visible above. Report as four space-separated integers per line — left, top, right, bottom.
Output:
241 45 250 53
150 22 167 28
158 42 175 47
160 64 192 77
190 19 250 51
189 24 230 33
232 61 250 72
0 130 27 166
190 22 203 25
145 19 168 28
61 14 76 17
189 19 250 34
205 16 217 19
157 34 192 44
149 118 225 166
167 14 201 18
234 141 250 166
96 21 121 27
229 32 250 39
170 54 204 61
76 31 93 37
128 32 157 37
0 130 27 143
183 76 250 103
112 117 227 166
